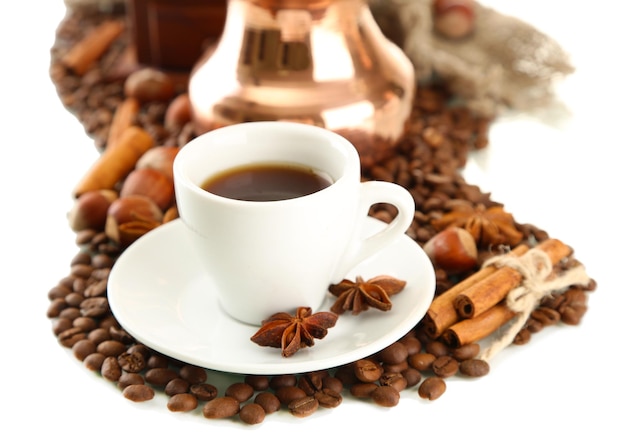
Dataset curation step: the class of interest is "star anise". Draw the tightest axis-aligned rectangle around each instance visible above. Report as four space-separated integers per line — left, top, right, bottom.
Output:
329 275 407 315
431 203 523 248
250 307 338 357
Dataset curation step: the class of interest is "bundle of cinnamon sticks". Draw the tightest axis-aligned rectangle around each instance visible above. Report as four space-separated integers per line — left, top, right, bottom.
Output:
419 238 585 350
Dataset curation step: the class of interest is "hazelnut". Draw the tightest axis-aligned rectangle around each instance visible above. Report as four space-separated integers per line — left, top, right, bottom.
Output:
105 195 163 246
120 168 175 211
432 0 475 40
135 146 180 182
163 206 179 223
124 67 175 103
165 93 192 129
423 227 477 273
68 190 118 232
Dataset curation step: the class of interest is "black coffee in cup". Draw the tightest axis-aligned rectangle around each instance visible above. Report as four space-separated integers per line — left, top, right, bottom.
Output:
201 162 332 201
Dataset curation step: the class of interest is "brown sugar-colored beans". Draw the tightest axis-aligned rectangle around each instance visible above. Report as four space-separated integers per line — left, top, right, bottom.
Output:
190 383 218 401
288 396 319 417
254 392 281 414
418 377 447 400
431 355 459 378
123 384 155 402
167 393 198 412
203 397 240 419
371 385 401 407
239 403 266 424
459 359 490 377
225 382 254 402
145 367 179 386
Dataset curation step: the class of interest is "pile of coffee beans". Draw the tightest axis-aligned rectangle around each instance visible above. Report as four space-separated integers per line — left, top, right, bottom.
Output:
46 5 592 425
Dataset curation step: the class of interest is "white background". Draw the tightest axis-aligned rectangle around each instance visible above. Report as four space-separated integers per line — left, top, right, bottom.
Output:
1 1 624 439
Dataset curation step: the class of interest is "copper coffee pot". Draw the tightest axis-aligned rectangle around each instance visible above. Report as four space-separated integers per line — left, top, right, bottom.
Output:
188 0 416 169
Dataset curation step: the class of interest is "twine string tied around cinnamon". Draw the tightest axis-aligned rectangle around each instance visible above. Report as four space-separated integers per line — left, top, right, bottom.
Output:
477 247 591 361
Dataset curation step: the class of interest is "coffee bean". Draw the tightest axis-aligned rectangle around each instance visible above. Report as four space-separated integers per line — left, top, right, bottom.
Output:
48 284 71 301
531 306 561 326
59 307 81 321
118 372 145 390
73 316 97 332
371 385 400 407
109 326 133 344
322 376 344 394
459 359 490 377
79 297 109 318
269 374 297 389
97 340 126 357
126 343 151 360
190 383 218 401
123 384 155 402
382 360 409 373
167 393 198 412
254 392 281 414
146 354 169 369
72 339 96 361
225 382 254 402
83 352 106 372
71 263 93 279
117 351 145 373
334 365 358 386
47 298 68 318
314 388 343 408
401 368 422 387
65 292 85 307
418 377 447 400
297 371 328 395
288 396 319 417
101 356 122 382
425 340 450 357
452 343 480 361
400 336 423 355
164 378 190 396
58 327 86 348
52 317 73 336
354 359 382 383
245 375 270 391
514 328 532 345
145 367 179 386
379 372 408 392
376 342 409 365
275 385 307 405
87 328 110 345
350 382 378 398
408 352 436 371
239 403 266 425
203 397 240 419
179 365 207 384
83 278 107 298
432 355 459 378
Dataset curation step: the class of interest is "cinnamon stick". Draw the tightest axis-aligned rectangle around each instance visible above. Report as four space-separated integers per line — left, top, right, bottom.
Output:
421 244 528 339
107 97 140 147
453 238 572 319
73 126 154 197
441 303 516 348
61 20 125 76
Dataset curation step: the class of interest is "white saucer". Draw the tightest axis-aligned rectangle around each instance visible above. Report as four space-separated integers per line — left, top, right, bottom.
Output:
108 218 435 375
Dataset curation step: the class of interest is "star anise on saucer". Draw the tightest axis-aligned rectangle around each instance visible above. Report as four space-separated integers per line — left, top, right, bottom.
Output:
431 202 523 248
329 275 407 315
250 307 338 357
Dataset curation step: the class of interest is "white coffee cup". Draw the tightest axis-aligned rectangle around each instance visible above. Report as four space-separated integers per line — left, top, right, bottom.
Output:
173 121 415 325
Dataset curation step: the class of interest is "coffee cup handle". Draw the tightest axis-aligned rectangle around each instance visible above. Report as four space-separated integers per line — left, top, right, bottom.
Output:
335 181 415 278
